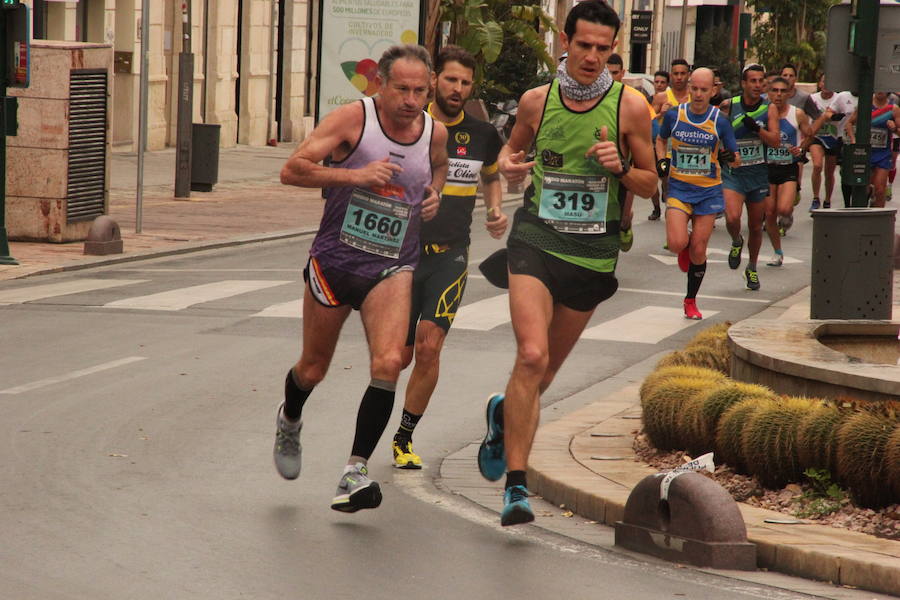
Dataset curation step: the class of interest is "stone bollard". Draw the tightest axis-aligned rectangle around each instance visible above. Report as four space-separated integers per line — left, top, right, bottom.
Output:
83 216 123 255
614 471 756 570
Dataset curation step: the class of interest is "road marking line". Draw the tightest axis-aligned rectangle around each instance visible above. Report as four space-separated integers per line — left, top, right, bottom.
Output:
581 306 720 343
617 287 770 303
104 280 290 311
452 293 510 330
0 279 147 305
253 298 303 318
0 356 148 395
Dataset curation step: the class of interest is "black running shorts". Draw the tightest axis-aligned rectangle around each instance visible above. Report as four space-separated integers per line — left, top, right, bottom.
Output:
407 244 469 345
768 163 799 185
506 238 618 312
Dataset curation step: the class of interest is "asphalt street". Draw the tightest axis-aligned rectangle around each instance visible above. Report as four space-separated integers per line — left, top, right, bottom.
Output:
0 204 881 600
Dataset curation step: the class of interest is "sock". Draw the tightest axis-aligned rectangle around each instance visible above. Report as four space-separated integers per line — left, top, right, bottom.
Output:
350 379 396 460
731 234 743 246
394 409 422 443
748 261 757 271
774 249 784 256
283 368 313 422
686 261 706 300
505 470 527 490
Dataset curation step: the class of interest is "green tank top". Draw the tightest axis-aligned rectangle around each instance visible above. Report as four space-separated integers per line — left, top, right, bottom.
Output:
510 79 625 272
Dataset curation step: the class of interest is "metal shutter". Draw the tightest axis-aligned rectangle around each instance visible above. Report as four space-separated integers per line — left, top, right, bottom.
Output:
67 70 107 221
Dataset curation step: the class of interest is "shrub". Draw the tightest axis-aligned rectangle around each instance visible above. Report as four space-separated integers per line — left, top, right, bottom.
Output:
742 396 822 489
836 412 899 508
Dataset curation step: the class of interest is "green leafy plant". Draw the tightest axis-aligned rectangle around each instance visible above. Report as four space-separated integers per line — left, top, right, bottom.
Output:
793 468 848 519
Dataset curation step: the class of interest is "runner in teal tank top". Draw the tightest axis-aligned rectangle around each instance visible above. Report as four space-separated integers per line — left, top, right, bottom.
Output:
719 64 781 292
473 0 658 527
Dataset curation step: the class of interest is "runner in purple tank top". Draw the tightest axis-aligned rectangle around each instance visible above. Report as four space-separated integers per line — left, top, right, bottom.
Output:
273 44 448 513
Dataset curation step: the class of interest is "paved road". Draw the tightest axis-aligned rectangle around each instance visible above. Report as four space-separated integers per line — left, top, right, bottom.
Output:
1 207 871 599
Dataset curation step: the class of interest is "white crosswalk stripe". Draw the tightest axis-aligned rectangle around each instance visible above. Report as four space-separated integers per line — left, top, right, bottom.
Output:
581 306 719 343
252 298 303 318
0 279 147 305
104 280 291 311
451 293 510 331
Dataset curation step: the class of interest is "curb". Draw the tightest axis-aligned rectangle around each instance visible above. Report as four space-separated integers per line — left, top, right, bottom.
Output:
527 381 900 597
0 227 319 281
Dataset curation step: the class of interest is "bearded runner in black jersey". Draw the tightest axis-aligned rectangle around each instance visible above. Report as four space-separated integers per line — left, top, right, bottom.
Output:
390 46 508 469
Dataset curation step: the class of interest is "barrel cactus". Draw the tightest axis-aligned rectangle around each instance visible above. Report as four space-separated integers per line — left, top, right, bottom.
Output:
641 377 711 452
692 381 776 456
715 398 765 474
640 365 726 403
656 345 729 374
741 396 818 488
837 412 899 508
796 402 846 475
886 425 900 500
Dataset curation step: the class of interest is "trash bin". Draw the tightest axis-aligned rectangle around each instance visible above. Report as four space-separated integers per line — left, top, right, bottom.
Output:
810 207 896 319
191 123 221 192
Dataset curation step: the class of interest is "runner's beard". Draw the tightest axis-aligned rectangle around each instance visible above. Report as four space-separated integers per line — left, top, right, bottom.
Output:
435 93 463 118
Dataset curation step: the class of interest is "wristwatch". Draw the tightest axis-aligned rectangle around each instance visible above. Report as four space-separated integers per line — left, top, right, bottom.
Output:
613 157 631 178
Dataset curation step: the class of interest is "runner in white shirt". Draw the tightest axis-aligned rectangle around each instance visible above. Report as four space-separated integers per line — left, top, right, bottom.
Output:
807 74 857 209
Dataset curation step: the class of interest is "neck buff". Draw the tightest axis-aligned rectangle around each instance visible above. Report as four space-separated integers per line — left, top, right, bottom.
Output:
557 59 613 102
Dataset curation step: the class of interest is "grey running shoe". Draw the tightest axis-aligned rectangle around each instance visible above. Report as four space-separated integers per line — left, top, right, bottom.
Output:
331 463 383 513
273 404 302 480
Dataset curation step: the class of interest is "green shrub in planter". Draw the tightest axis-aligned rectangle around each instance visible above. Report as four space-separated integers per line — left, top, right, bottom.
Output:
886 425 900 500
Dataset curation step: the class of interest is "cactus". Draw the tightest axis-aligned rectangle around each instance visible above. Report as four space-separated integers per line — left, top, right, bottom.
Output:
656 345 729 374
796 402 846 475
715 398 765 474
640 365 726 403
741 396 819 488
886 425 900 500
836 412 899 508
684 322 732 369
690 382 776 456
641 377 712 452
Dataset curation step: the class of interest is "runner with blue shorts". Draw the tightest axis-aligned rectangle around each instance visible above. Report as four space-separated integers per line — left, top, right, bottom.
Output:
719 63 781 291
656 67 738 319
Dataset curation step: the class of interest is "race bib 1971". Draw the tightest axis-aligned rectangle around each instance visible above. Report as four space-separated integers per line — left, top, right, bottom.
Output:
736 139 764 166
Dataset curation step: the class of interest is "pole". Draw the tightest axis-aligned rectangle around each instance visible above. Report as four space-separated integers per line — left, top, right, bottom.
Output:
136 0 150 234
266 0 277 144
0 9 17 265
678 0 689 59
850 0 879 208
174 0 193 199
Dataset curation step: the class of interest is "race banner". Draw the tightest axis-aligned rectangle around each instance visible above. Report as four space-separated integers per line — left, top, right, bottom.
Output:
317 0 423 121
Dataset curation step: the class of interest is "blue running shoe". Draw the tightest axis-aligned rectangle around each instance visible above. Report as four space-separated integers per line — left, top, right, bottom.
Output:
501 485 534 526
477 393 505 481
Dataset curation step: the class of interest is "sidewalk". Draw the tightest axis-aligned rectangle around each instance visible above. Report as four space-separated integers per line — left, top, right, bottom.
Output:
526 287 900 598
0 144 323 281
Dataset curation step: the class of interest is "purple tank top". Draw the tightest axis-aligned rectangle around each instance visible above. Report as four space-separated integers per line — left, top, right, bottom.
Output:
311 97 434 278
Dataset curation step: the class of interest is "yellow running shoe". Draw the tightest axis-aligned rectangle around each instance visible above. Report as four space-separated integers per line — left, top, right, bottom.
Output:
392 439 423 469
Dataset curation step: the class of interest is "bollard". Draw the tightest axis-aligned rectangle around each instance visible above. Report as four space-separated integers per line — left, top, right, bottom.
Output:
614 472 756 570
83 216 123 255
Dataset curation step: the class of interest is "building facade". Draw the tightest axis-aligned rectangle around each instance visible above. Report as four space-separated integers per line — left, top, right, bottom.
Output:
29 0 313 150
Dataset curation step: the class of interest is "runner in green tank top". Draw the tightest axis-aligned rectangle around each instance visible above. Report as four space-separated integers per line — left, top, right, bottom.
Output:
474 0 657 527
